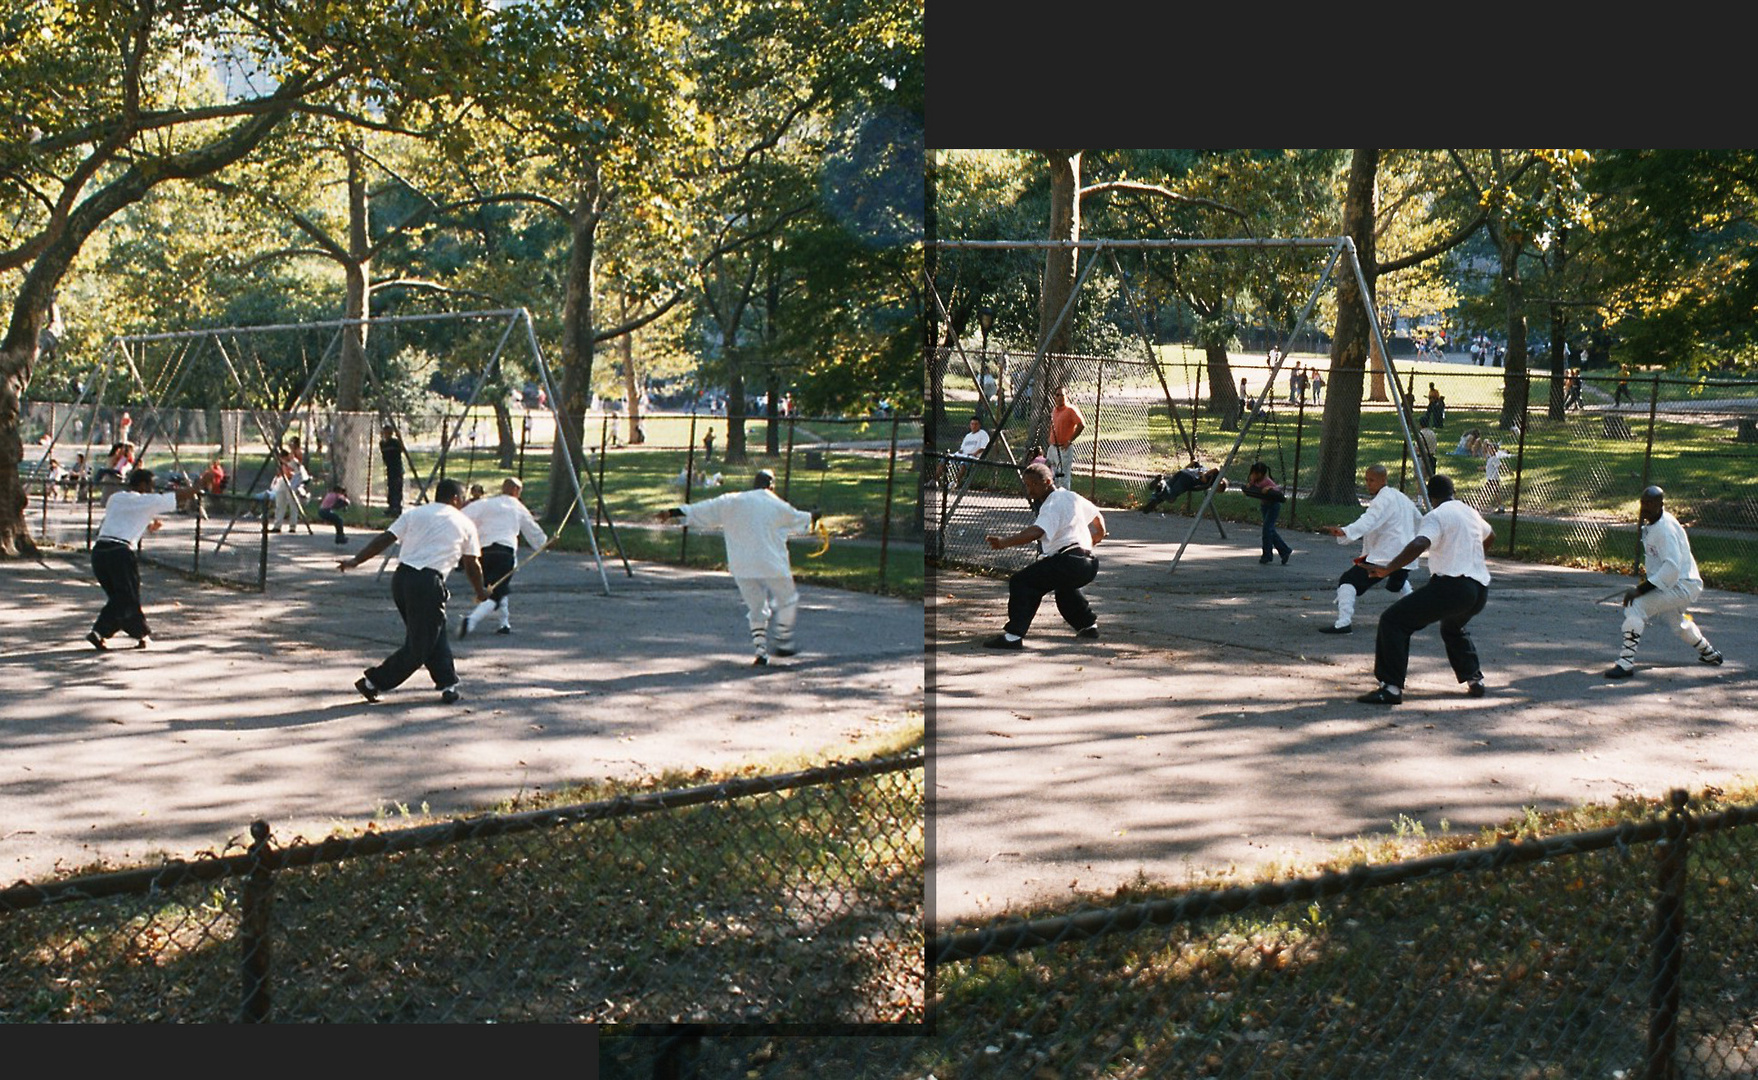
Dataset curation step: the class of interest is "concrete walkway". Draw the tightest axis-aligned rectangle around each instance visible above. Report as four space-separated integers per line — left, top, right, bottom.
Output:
930 503 1758 926
0 531 923 883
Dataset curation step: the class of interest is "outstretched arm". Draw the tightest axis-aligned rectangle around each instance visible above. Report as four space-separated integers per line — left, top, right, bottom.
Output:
339 530 398 571
1368 536 1432 578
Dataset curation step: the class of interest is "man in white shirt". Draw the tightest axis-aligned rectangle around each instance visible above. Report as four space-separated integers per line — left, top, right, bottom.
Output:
1606 486 1723 678
1356 473 1494 704
981 463 1106 648
339 478 490 704
85 468 189 650
660 469 818 665
939 415 990 484
459 477 549 637
1318 464 1420 634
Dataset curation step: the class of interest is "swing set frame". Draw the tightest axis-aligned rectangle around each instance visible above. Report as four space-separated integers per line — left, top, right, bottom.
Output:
928 235 1429 574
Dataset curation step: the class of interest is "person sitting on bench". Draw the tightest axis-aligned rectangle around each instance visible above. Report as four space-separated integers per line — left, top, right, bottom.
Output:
1141 460 1227 513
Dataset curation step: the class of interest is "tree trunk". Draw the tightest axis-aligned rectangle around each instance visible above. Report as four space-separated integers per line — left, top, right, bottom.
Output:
619 299 643 444
724 340 748 464
1496 233 1530 429
336 139 371 412
493 396 515 469
1547 304 1567 419
925 150 946 444
544 169 601 524
1207 344 1240 433
1310 149 1380 505
1039 149 1081 358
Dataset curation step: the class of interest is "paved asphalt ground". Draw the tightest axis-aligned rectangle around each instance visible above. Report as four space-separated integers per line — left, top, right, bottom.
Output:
930 498 1758 927
0 524 923 883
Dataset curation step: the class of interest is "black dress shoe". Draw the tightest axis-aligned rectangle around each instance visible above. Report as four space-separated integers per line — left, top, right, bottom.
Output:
982 634 1024 649
1074 625 1099 639
86 630 109 651
1604 665 1634 679
1466 680 1486 698
1357 688 1402 704
1319 625 1352 635
355 677 381 702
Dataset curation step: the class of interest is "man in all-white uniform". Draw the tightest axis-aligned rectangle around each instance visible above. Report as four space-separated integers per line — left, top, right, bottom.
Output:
460 476 549 637
1605 485 1723 678
1356 473 1494 704
86 468 189 649
1318 463 1421 634
660 469 818 665
980 463 1106 649
339 477 489 704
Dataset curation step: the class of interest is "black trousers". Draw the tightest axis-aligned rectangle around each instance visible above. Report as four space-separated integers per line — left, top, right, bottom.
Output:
383 465 404 515
1374 575 1487 689
365 565 456 691
91 541 149 640
1340 562 1410 594
481 544 515 602
1005 548 1098 638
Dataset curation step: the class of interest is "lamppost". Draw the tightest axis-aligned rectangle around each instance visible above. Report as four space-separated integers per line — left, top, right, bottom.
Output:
977 305 999 413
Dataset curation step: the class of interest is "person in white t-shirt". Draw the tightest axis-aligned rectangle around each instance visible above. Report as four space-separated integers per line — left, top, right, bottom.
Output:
1605 486 1723 678
1356 473 1494 704
939 416 991 484
460 476 549 637
659 469 819 665
85 468 189 650
980 463 1106 648
339 477 489 704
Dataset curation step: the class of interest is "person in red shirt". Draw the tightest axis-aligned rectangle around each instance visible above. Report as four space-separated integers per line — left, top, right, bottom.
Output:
1048 386 1085 487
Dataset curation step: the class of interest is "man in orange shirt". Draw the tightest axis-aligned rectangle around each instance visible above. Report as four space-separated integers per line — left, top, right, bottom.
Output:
1048 386 1085 487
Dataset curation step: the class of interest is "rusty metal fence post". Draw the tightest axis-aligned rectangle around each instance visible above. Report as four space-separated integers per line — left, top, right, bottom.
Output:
240 819 275 1022
1645 788 1690 1080
1508 372 1532 557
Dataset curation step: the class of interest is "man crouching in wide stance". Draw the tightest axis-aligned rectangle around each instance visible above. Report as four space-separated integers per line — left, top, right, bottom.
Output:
1355 473 1493 705
981 463 1105 649
1605 485 1723 678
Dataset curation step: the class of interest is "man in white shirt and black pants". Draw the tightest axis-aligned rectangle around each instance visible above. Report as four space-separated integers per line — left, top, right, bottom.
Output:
460 476 549 637
339 477 490 704
1605 485 1723 678
1318 463 1420 634
981 463 1106 648
86 468 189 650
1355 473 1493 704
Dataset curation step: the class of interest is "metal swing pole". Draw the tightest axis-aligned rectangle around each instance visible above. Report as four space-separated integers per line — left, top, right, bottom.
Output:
1168 239 1348 574
521 309 617 595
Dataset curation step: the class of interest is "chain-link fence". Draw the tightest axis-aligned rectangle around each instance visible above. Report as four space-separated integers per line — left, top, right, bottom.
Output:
932 357 1758 592
0 753 924 1024
598 789 1758 1078
25 476 272 591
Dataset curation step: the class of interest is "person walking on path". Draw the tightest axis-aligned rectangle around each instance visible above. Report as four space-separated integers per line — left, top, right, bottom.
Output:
1355 473 1493 704
1605 486 1724 678
1318 464 1420 634
460 477 549 637
659 469 818 665
981 463 1105 649
1309 369 1323 404
85 468 190 650
1613 368 1634 407
1242 461 1292 565
1048 387 1086 488
339 477 489 705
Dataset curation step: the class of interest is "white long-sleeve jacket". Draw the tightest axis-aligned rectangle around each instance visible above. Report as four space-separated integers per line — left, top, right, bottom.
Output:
679 488 815 579
1642 511 1703 601
1336 485 1421 565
